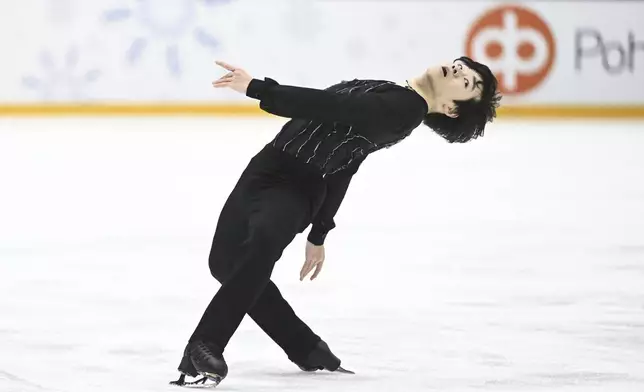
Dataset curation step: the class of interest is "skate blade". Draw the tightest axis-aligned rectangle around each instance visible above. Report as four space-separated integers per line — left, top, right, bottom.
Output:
336 366 355 374
201 372 224 384
170 374 222 389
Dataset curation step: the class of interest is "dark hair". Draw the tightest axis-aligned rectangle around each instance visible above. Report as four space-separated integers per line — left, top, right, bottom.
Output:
423 56 501 143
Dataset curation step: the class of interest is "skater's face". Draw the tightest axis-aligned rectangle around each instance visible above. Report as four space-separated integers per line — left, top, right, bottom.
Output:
425 60 483 118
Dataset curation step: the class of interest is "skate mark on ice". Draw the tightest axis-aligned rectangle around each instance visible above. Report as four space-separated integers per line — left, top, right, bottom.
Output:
531 371 635 386
446 300 499 308
108 346 172 360
595 320 644 329
73 364 111 374
260 370 352 379
590 333 644 351
478 378 534 389
26 342 80 353
605 245 644 272
473 351 511 368
0 369 64 392
501 295 580 307
616 245 644 254
612 262 644 273
0 327 20 336
479 372 640 389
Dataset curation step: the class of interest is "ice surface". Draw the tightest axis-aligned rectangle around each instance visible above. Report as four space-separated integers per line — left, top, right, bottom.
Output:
1 117 643 392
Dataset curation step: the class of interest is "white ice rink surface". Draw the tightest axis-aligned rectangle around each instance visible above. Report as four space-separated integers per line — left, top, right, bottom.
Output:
1 117 643 392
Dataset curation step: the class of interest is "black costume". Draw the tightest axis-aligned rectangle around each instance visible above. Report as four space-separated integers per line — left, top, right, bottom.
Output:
181 77 428 383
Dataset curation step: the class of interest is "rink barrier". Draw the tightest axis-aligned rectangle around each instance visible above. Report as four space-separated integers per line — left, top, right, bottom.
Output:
0 104 643 118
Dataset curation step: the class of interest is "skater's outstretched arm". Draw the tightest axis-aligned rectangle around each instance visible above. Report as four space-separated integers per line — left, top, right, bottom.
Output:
245 78 398 127
212 60 402 128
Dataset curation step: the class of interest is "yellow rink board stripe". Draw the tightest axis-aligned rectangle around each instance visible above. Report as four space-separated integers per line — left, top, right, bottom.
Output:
498 105 644 119
0 104 264 117
0 104 643 118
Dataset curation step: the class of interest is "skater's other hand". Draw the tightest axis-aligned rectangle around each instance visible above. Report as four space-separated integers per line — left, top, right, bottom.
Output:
212 60 252 94
301 241 325 281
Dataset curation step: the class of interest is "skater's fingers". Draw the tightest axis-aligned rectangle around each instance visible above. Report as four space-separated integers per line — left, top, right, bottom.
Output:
213 75 233 84
212 80 232 88
218 72 235 80
300 259 313 281
310 261 323 280
215 60 238 72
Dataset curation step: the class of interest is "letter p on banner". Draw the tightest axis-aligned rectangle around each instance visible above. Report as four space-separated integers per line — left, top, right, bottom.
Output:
465 5 556 96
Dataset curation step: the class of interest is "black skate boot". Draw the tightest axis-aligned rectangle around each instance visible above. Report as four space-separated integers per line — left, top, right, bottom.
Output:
170 343 207 387
189 340 228 384
293 340 354 374
169 341 228 388
178 344 199 377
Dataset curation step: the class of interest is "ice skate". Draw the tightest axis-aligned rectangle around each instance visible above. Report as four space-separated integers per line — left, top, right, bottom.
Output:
293 340 355 374
170 341 228 388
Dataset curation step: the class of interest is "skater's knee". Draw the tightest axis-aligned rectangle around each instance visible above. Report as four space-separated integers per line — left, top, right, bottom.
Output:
209 261 224 281
209 264 226 281
208 247 229 282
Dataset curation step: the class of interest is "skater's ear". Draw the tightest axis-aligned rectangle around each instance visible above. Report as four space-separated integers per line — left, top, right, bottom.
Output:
444 106 458 119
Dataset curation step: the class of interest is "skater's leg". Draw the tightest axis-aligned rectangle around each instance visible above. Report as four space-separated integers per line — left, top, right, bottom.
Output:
174 148 337 384
211 246 321 362
212 263 321 363
204 169 321 362
190 183 312 351
247 281 321 362
208 208 331 367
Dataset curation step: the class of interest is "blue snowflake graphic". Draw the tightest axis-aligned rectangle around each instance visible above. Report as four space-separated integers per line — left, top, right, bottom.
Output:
103 0 233 77
22 47 101 101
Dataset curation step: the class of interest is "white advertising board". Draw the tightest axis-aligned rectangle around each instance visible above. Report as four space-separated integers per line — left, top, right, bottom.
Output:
0 0 642 108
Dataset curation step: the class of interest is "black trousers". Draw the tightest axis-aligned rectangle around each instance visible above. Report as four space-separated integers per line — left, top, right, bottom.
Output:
189 144 327 363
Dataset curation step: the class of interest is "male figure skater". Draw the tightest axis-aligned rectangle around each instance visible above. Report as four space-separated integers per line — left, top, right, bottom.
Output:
171 57 501 387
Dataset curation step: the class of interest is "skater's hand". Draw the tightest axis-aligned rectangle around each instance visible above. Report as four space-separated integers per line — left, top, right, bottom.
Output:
301 241 325 281
212 60 252 94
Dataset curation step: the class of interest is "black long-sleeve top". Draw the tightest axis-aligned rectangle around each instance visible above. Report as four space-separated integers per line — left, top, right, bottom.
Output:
246 77 428 245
